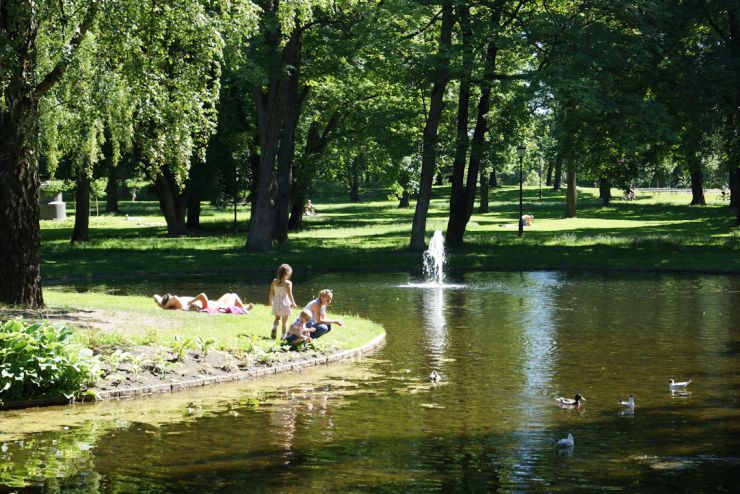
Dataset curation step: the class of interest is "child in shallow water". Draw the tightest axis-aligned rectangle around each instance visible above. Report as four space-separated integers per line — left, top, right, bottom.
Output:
284 309 314 346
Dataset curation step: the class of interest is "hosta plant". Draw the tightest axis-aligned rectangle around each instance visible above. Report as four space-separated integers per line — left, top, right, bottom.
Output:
0 319 100 402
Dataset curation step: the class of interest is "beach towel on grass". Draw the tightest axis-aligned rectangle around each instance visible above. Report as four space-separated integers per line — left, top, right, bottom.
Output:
199 306 247 315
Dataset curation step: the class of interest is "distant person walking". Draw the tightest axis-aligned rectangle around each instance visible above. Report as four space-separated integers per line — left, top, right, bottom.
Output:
269 264 297 339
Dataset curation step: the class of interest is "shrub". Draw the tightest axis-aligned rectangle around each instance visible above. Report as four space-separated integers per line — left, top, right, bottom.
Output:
0 319 100 402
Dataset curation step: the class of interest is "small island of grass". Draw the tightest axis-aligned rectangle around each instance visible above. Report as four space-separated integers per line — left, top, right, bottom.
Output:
0 290 385 409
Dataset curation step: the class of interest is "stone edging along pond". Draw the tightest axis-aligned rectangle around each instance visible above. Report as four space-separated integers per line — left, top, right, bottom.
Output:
99 332 386 400
1 332 386 410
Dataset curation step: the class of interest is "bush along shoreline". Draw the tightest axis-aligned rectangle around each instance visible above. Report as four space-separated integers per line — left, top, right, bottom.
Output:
1 292 385 409
0 320 100 407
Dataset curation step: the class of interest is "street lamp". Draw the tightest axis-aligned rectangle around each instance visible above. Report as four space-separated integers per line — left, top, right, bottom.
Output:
516 144 526 237
232 152 240 234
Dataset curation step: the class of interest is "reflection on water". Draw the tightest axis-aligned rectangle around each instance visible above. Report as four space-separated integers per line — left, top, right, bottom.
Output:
421 286 447 367
3 272 740 492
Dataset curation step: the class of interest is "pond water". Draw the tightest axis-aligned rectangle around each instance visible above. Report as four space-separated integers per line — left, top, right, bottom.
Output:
2 271 740 492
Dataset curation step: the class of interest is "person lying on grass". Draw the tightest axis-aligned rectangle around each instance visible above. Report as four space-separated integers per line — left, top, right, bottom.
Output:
153 292 253 313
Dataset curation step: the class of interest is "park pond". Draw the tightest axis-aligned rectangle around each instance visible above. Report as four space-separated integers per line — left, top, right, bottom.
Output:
1 271 739 492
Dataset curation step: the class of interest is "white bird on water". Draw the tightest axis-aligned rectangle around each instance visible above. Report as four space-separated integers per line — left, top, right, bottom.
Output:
556 393 585 407
619 395 635 410
428 371 442 383
556 433 574 448
669 379 692 391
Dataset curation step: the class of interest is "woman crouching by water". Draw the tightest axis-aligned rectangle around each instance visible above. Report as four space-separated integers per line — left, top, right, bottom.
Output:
304 289 344 338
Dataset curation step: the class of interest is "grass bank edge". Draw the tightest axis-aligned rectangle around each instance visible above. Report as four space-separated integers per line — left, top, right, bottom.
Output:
1 290 385 404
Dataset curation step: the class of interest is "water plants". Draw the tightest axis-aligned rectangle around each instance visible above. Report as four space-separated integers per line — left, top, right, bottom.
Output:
0 319 100 402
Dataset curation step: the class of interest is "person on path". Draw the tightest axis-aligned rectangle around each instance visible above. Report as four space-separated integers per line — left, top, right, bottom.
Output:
269 264 297 339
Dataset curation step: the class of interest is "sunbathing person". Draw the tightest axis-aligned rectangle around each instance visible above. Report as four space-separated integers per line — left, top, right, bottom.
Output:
154 293 253 313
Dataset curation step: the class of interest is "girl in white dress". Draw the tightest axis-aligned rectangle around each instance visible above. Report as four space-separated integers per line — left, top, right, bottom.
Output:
269 264 297 339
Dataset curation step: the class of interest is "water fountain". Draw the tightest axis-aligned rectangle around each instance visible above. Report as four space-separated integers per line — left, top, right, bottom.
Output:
423 230 446 285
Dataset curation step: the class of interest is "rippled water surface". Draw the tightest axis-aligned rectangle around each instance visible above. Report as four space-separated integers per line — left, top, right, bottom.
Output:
2 271 739 492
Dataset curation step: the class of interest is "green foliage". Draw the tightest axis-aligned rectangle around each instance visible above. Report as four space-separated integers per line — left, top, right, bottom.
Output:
195 336 216 358
101 349 131 375
0 319 100 402
171 335 195 363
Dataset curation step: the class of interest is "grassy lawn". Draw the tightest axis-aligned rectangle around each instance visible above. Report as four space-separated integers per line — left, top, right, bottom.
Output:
0 290 384 402
42 289 383 353
40 183 740 279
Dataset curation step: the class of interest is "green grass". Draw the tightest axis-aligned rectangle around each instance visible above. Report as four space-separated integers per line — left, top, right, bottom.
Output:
42 290 384 354
40 183 740 278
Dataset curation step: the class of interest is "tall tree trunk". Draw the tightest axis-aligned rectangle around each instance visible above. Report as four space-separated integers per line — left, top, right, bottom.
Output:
246 18 287 251
489 169 497 187
479 168 489 213
689 167 706 205
461 44 498 231
186 194 201 229
599 177 611 207
71 172 90 242
410 1 453 251
106 164 119 213
546 160 553 186
445 5 473 247
399 190 410 208
727 111 740 208
274 31 303 244
553 152 563 190
288 115 339 230
247 148 260 230
0 0 97 307
154 169 188 236
730 158 739 208
0 103 44 307
288 185 306 231
565 161 577 217
0 5 43 307
447 37 498 247
349 154 363 202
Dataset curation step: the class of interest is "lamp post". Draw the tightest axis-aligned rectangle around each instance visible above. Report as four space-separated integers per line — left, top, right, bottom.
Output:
516 144 526 237
232 152 240 234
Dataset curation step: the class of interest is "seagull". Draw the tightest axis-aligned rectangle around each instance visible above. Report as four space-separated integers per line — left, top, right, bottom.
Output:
428 371 441 383
669 379 692 391
556 393 585 407
556 433 574 448
619 395 635 410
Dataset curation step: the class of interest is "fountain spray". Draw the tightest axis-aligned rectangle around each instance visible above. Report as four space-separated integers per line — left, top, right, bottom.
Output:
422 230 446 285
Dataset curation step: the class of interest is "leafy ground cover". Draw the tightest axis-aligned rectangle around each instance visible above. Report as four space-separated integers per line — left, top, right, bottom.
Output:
41 184 739 279
0 320 98 403
0 290 384 403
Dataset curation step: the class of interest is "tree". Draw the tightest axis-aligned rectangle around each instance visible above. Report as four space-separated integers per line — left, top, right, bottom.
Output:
446 1 527 246
0 1 99 307
409 0 454 251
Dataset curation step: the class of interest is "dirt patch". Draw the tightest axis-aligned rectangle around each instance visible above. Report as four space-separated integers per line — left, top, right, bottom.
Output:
95 344 331 396
1 307 121 332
